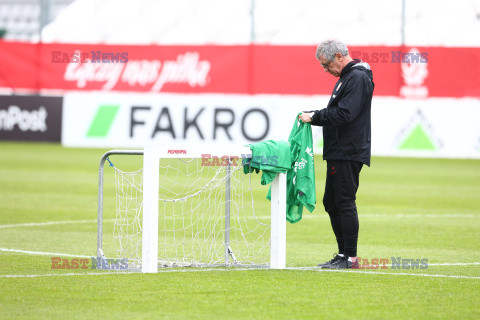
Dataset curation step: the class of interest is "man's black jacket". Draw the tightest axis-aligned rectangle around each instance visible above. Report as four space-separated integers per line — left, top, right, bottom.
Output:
310 59 374 166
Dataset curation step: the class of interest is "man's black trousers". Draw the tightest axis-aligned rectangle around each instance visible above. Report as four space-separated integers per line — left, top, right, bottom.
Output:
323 160 363 258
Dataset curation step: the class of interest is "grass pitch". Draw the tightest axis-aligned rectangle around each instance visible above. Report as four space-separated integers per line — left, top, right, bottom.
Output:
0 142 479 319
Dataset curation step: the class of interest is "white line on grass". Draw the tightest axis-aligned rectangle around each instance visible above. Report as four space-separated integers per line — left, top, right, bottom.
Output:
2 267 480 280
0 272 133 278
0 268 255 278
292 262 480 268
252 213 478 219
429 262 480 266
0 219 115 229
1 213 477 229
299 268 480 280
3 247 480 267
0 248 91 258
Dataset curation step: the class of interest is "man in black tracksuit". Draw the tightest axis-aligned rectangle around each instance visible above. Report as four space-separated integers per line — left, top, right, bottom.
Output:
299 39 374 269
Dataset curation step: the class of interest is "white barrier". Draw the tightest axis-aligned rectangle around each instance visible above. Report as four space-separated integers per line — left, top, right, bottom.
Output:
62 93 480 159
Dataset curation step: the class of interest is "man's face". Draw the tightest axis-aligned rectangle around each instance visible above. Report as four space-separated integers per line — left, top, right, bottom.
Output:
319 54 343 77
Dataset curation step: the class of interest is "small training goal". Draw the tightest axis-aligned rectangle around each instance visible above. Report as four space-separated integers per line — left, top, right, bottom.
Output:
97 146 286 273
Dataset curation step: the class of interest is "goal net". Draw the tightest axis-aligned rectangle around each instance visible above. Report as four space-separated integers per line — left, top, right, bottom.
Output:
97 147 286 272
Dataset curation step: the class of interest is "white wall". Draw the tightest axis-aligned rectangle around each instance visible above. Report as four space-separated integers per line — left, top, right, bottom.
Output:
42 0 480 47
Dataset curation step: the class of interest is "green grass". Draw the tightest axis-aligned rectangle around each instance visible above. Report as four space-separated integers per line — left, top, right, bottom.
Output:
1 141 480 319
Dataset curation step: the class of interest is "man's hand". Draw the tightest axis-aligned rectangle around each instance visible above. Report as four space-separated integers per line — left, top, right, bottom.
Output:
298 112 314 123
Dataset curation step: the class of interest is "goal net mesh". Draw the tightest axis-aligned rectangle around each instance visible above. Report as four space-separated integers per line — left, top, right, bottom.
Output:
111 157 270 268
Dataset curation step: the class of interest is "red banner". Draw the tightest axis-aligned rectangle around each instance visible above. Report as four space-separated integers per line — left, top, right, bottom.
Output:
0 41 479 98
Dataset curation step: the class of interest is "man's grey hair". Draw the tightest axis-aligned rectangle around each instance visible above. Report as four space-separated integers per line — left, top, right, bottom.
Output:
316 39 349 61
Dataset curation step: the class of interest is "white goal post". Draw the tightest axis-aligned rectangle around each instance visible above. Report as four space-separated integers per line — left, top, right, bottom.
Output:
97 147 286 273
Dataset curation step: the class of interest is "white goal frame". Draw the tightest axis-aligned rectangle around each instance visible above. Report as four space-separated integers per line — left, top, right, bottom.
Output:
97 147 286 273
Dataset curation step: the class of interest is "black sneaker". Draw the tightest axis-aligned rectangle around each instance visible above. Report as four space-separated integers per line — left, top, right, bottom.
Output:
317 253 342 267
323 256 358 269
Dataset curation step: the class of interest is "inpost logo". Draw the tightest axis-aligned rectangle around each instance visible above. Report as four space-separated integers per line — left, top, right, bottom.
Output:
86 105 120 138
0 106 47 132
